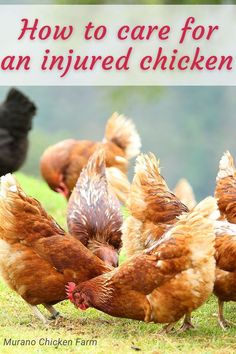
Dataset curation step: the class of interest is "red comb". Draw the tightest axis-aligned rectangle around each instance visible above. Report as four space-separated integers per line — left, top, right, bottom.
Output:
65 282 76 302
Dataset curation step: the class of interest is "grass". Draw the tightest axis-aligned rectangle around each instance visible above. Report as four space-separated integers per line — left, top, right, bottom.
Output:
0 173 235 353
14 172 67 229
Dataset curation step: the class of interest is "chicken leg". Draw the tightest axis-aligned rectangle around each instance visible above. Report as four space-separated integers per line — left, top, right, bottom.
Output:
178 313 195 332
159 322 176 334
43 304 61 320
218 300 235 330
28 304 49 325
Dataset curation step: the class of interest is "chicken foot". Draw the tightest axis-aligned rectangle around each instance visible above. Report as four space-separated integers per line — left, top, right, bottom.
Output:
43 304 61 320
159 322 176 334
218 300 235 330
27 304 61 324
177 313 195 333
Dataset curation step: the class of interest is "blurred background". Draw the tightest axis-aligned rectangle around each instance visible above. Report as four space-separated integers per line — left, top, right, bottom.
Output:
1 85 234 201
0 0 235 200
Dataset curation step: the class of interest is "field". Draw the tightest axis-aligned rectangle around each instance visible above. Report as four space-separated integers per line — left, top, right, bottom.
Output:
0 173 235 354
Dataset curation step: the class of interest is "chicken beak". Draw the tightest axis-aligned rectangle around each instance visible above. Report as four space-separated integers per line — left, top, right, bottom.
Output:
55 182 70 199
95 247 119 267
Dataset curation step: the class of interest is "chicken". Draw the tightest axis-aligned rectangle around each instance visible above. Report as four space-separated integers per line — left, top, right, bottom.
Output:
213 151 236 329
173 178 196 210
0 174 111 324
215 150 236 223
67 149 123 267
67 197 216 333
40 113 141 203
213 222 236 329
122 153 189 258
0 88 36 175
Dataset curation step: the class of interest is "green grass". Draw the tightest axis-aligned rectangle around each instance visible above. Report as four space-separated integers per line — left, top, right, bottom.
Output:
15 172 67 229
0 173 235 353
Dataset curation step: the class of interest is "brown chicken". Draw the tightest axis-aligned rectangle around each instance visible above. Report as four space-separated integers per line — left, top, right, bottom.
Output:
215 150 236 223
214 223 236 329
122 153 189 258
213 151 236 329
0 174 112 324
40 113 141 203
67 197 216 333
173 178 197 210
67 149 123 267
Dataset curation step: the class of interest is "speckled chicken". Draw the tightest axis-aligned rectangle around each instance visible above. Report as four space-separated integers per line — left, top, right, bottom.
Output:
40 113 141 203
67 149 123 267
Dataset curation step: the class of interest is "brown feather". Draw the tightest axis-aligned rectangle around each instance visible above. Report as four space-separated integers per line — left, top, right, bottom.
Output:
215 151 236 223
122 153 188 258
213 221 236 303
213 152 236 320
173 178 196 210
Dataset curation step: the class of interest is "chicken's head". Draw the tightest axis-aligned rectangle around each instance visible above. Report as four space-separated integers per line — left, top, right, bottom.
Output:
55 180 70 199
93 245 119 268
66 282 91 310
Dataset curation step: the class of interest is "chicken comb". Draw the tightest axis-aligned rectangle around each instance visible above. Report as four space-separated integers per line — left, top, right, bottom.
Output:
65 282 76 302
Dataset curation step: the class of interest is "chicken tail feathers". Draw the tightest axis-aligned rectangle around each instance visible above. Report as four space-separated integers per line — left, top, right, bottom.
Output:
128 152 163 221
128 153 188 223
67 149 123 250
5 88 37 117
0 173 65 244
215 151 236 223
173 178 196 210
122 153 188 259
0 173 21 198
105 167 130 204
81 147 106 178
216 151 235 181
104 112 141 160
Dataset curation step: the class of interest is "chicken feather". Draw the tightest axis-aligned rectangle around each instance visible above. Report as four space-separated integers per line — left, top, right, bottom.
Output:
67 149 123 267
173 178 196 210
215 151 236 223
122 153 189 257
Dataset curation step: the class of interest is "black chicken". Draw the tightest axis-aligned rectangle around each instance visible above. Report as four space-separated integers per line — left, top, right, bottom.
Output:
0 88 36 175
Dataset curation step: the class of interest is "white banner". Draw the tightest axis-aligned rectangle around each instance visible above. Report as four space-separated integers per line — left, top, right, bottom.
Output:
0 5 235 85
